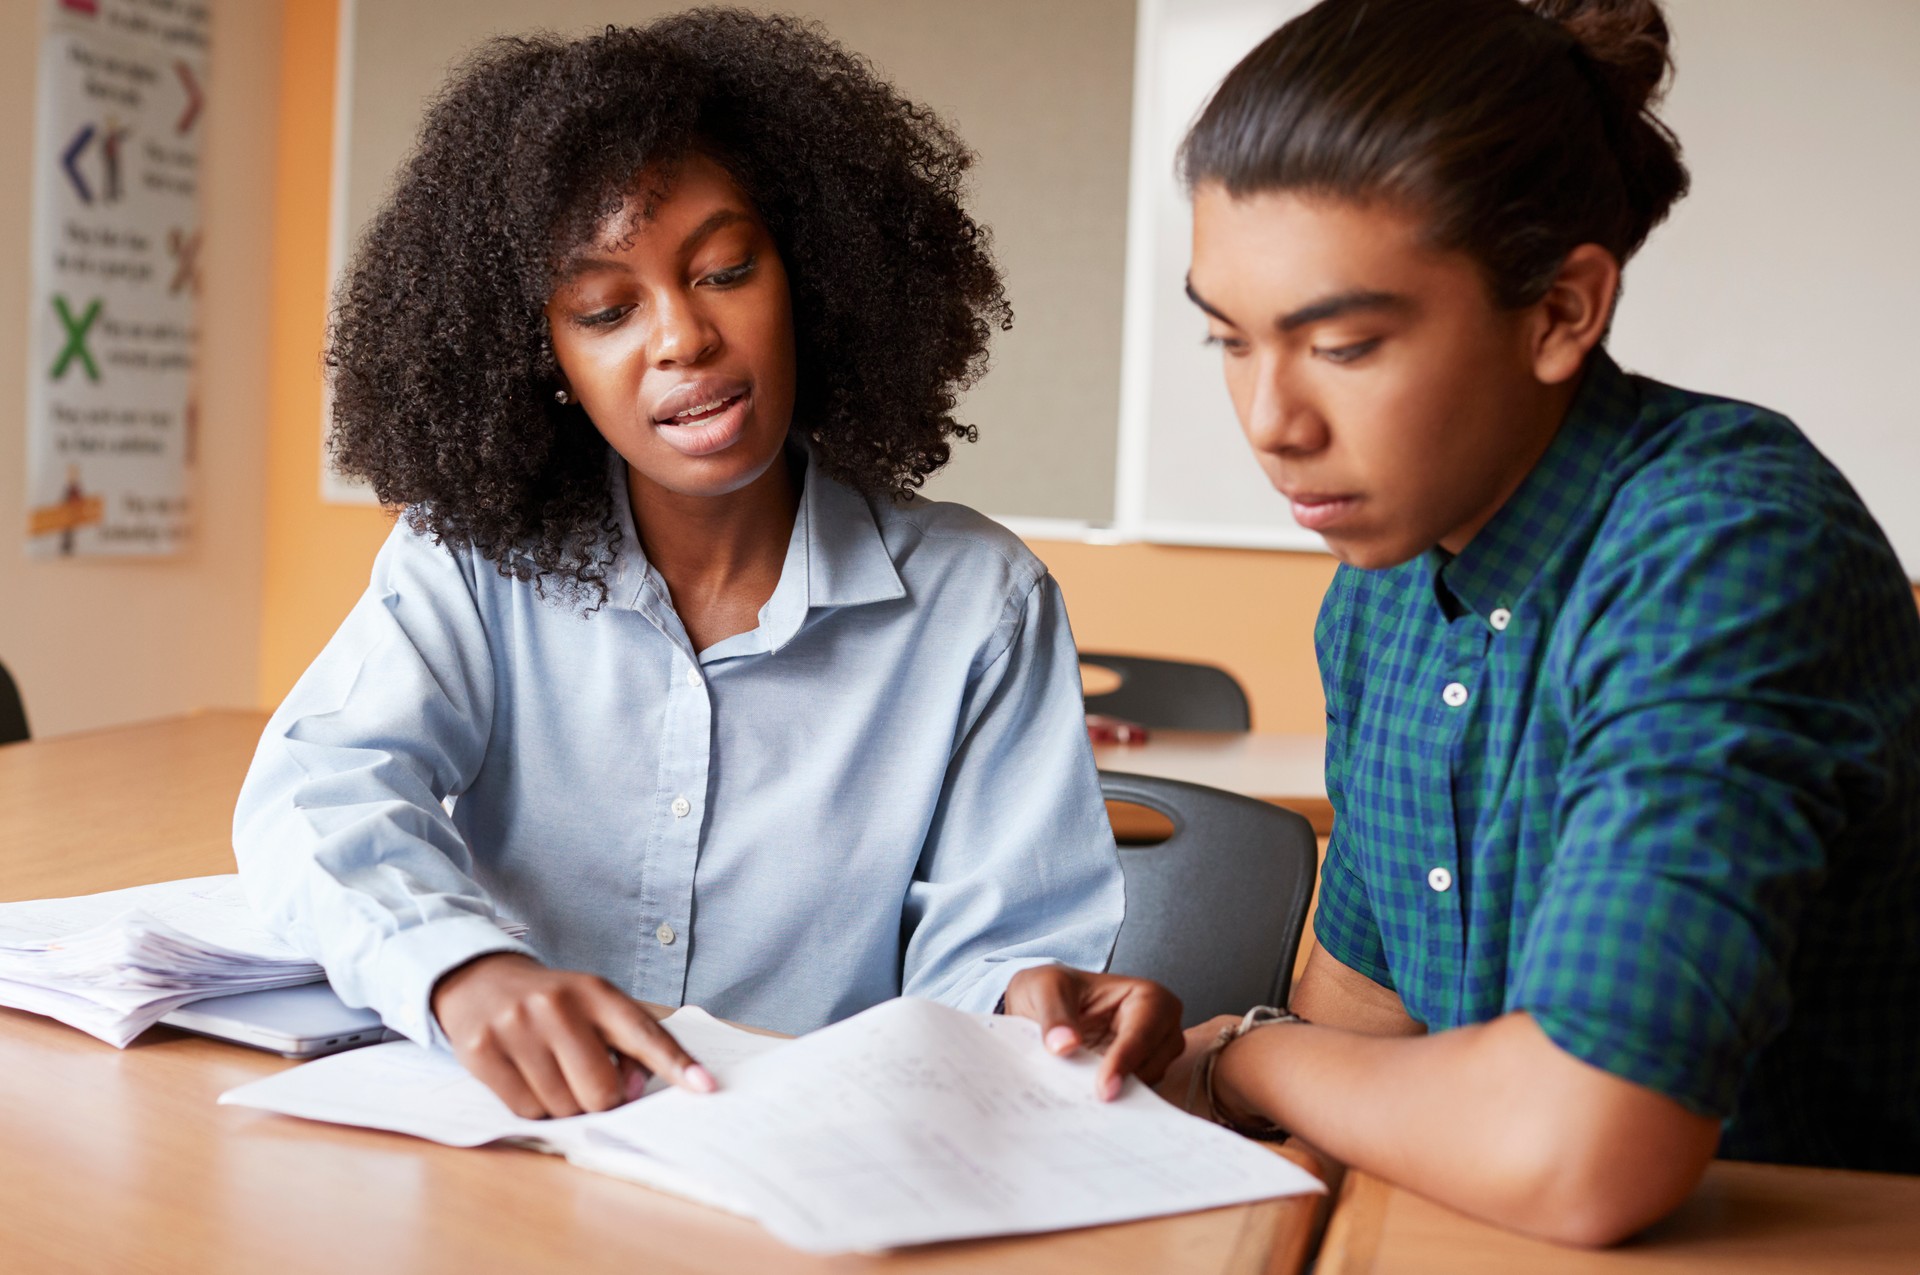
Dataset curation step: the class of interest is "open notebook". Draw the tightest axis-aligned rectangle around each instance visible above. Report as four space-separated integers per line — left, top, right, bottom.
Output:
221 997 1323 1254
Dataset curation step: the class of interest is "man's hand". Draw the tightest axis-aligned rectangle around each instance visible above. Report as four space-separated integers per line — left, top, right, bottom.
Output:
431 952 716 1119
1002 965 1184 1100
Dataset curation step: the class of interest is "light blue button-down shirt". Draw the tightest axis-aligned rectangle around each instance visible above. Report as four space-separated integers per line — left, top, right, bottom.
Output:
233 452 1123 1045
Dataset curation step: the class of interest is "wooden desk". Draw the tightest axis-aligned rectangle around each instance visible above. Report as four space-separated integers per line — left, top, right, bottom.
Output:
0 711 1327 1274
1317 1163 1920 1274
1094 730 1331 836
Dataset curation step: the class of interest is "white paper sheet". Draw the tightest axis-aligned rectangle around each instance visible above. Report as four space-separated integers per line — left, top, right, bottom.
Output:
219 1005 784 1146
222 998 1321 1253
595 999 1323 1252
0 876 297 957
0 876 529 1046
219 1005 783 1214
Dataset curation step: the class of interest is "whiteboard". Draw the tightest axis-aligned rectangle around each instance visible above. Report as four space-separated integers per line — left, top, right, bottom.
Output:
1116 0 1920 579
1115 0 1321 551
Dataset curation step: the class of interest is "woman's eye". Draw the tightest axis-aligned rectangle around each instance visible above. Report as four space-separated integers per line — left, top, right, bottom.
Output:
702 256 757 288
571 304 631 329
1314 337 1382 364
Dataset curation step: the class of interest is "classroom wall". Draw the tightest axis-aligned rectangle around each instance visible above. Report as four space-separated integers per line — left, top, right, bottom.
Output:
0 0 281 739
256 0 1920 733
256 0 1338 732
339 0 1135 529
255 0 395 712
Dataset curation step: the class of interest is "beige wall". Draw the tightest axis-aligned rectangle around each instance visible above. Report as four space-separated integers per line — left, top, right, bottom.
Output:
0 0 282 738
8 1 1916 744
263 0 1920 732
261 0 1337 727
340 0 1134 526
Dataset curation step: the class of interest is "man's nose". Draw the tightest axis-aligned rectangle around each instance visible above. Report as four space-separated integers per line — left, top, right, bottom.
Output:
1244 361 1327 457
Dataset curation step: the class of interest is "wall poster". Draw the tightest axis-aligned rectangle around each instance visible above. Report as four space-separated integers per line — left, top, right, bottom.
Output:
24 0 208 558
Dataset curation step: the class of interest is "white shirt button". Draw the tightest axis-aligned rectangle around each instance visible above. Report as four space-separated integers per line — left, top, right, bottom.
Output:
1428 866 1453 893
1442 682 1469 708
1489 608 1512 632
656 922 676 946
685 665 702 688
670 795 692 818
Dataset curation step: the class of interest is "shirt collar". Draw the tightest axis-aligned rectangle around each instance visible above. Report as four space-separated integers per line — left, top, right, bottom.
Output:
1427 350 1641 624
604 446 905 655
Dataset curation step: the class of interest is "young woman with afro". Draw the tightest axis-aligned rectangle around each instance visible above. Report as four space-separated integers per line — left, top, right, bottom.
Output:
234 9 1180 1120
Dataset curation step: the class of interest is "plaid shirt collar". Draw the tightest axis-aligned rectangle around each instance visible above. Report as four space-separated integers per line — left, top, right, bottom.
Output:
1425 351 1643 623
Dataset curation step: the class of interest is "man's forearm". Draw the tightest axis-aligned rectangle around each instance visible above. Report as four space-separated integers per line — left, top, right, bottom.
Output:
1213 1011 1719 1246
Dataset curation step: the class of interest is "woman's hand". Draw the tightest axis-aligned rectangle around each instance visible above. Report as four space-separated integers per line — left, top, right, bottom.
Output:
431 952 716 1119
1002 965 1185 1100
1154 1014 1241 1114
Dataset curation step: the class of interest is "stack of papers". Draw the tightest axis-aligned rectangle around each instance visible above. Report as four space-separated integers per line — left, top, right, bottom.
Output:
222 996 1324 1254
0 875 522 1048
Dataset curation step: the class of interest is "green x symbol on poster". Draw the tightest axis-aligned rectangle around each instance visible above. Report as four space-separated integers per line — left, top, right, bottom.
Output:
51 295 102 382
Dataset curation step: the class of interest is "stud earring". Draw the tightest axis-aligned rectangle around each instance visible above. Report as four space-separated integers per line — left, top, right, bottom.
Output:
554 389 571 405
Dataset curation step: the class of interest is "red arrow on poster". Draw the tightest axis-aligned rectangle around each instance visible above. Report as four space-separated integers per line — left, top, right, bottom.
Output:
175 62 202 134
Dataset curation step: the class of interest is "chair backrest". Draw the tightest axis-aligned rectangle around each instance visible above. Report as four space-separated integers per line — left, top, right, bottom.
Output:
0 661 28 747
1080 652 1251 732
1101 771 1317 1027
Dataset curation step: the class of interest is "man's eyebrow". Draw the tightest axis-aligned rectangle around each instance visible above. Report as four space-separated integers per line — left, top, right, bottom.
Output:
554 209 755 286
1183 278 1412 332
1276 289 1410 332
1184 277 1229 323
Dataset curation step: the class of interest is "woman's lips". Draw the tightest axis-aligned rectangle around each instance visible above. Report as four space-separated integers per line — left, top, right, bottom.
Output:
1289 493 1361 532
653 391 749 457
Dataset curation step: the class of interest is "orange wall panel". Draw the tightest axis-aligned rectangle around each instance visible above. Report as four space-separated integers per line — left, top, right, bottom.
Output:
1033 540 1336 734
258 0 392 706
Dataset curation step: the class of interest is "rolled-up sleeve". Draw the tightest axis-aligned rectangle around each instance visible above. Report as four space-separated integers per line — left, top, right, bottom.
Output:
899 571 1125 1013
233 522 533 1046
1510 489 1893 1116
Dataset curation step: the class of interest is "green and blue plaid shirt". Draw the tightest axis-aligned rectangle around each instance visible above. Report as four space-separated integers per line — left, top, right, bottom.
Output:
1314 351 1920 1172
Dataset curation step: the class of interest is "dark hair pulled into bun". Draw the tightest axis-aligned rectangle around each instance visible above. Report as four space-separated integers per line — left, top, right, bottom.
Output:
1535 0 1674 113
1535 0 1691 253
1182 0 1691 310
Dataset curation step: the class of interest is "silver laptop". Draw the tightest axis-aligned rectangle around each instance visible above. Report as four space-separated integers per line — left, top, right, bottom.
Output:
160 981 399 1058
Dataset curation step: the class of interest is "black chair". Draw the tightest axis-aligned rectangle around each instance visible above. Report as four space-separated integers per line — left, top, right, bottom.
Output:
1080 652 1251 732
1101 771 1317 1027
0 661 28 746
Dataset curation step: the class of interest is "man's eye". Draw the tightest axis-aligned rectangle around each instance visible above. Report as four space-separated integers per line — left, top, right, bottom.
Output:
1201 333 1248 356
1314 337 1382 364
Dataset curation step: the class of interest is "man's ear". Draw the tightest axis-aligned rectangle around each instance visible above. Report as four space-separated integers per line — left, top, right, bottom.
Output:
1529 244 1620 385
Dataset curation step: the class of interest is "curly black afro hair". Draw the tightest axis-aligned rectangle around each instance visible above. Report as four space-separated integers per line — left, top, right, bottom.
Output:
326 8 1011 602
